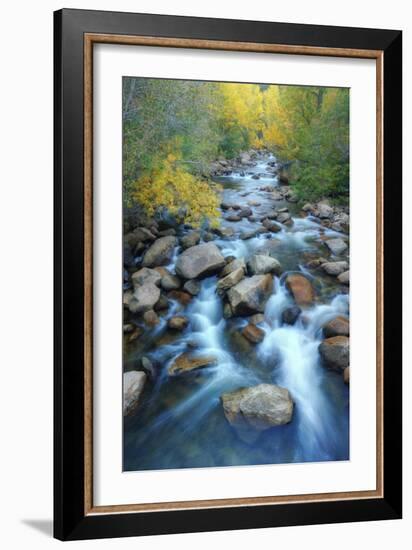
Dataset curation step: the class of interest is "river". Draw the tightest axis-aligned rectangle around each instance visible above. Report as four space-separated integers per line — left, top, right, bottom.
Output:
123 152 350 471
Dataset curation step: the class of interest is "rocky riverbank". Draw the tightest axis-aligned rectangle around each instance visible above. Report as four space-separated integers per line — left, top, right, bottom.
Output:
123 150 350 470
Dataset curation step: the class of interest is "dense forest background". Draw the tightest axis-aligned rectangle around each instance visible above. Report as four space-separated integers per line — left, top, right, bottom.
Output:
123 78 349 227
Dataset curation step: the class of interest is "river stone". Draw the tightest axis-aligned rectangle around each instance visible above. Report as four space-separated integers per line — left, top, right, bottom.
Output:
324 238 348 256
214 226 235 239
128 283 161 314
285 274 315 306
220 258 247 278
343 367 350 384
338 270 350 285
223 302 233 319
321 261 349 276
154 267 181 290
277 211 292 224
183 280 201 296
142 236 177 267
323 316 349 338
227 274 273 315
249 313 265 325
319 336 349 371
221 384 294 443
180 231 200 249
242 323 265 344
124 227 156 248
317 203 334 219
240 228 266 240
175 242 225 279
248 254 281 276
216 267 245 294
123 371 146 416
168 290 193 306
143 309 160 326
225 212 241 222
168 316 189 331
131 267 161 289
238 207 253 218
262 219 282 233
168 353 217 376
282 305 302 325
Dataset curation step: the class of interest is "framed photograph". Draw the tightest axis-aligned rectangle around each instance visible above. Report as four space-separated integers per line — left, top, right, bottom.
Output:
54 8 402 541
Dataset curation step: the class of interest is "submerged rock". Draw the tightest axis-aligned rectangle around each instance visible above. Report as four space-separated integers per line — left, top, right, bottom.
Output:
142 236 177 267
322 316 349 337
175 242 225 279
319 336 349 371
241 323 265 344
282 305 302 325
168 315 189 331
247 254 281 276
285 274 315 306
227 274 273 315
168 353 217 376
123 371 146 416
221 384 294 443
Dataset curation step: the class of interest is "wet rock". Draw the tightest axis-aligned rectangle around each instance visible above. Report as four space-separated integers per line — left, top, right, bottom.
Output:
131 267 161 289
242 323 265 344
262 218 282 233
319 336 349 371
228 274 273 315
317 203 334 219
168 290 193 306
285 274 315 306
247 200 261 206
154 267 181 290
325 238 348 256
141 356 157 379
343 367 350 384
277 211 293 225
251 174 260 180
176 242 225 279
203 232 215 242
225 212 241 222
183 279 201 296
154 294 169 311
168 315 189 331
247 254 281 276
216 267 245 294
238 207 253 218
221 202 241 211
337 270 350 285
123 323 134 333
323 316 349 337
240 228 267 240
180 231 200 249
223 302 233 319
214 226 235 239
123 371 146 416
128 283 161 314
321 261 349 276
168 353 217 376
142 236 177 267
143 309 160 326
221 384 294 443
220 258 247 277
282 305 302 325
249 313 265 325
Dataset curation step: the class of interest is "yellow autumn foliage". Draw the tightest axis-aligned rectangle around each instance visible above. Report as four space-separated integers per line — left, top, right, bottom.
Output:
132 154 221 228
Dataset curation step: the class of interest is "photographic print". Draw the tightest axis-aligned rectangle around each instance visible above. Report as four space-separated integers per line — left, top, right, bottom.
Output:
122 77 350 472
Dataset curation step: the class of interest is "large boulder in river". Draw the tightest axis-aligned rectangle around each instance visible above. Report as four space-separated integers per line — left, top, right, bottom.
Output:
319 336 349 371
322 316 349 337
227 274 273 315
175 242 225 279
285 274 315 306
324 238 348 256
128 283 161 314
123 371 146 416
142 236 177 267
221 384 294 443
248 254 281 276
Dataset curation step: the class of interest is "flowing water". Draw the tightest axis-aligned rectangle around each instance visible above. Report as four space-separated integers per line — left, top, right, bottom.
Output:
123 153 349 471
